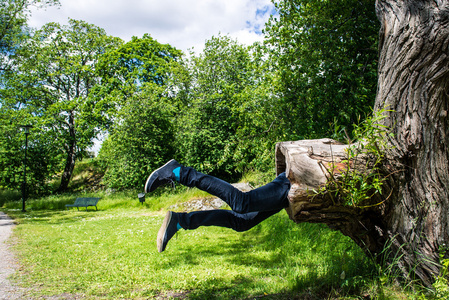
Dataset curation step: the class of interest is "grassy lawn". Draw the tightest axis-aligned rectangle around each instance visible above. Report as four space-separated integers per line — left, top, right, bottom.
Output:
1 185 417 299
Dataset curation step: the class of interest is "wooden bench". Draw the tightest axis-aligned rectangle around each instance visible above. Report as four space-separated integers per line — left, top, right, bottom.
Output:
65 197 100 211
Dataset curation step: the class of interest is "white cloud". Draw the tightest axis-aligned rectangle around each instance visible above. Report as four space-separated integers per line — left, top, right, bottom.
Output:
28 0 276 53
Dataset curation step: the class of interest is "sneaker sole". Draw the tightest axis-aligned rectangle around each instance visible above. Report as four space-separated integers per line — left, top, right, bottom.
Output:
144 159 176 193
157 211 173 253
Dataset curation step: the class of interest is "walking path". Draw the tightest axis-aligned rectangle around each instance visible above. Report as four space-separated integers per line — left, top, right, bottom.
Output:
0 211 24 300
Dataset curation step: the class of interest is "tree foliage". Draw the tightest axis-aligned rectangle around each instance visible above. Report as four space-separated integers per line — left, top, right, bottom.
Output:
96 33 182 110
98 85 176 190
0 0 60 70
96 35 182 190
1 19 121 193
173 35 278 179
264 0 379 140
0 105 66 194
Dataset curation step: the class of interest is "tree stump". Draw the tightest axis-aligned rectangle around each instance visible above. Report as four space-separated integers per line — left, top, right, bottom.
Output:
275 138 388 264
276 138 354 218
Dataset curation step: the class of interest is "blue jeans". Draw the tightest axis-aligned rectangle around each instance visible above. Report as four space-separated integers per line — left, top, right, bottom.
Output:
177 167 291 232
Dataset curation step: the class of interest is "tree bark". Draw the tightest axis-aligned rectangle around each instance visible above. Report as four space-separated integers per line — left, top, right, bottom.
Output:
57 111 77 193
374 0 449 285
277 0 449 286
276 139 390 262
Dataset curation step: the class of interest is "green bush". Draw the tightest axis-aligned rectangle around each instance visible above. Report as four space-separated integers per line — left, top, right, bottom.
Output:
98 85 176 190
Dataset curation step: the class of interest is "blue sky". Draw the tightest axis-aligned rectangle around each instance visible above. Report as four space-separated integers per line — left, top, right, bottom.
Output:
28 0 276 54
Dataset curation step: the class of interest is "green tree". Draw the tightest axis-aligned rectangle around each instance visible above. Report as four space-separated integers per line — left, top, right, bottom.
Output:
93 33 183 125
1 19 122 193
173 35 277 178
265 0 379 140
96 35 182 190
99 85 176 190
0 100 66 194
98 33 182 91
0 0 60 70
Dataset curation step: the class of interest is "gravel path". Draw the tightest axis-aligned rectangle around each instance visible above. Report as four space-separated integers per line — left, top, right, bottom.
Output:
0 211 24 300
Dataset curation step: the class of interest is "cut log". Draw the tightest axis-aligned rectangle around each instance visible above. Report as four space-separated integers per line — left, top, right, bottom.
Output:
275 138 347 203
275 138 388 263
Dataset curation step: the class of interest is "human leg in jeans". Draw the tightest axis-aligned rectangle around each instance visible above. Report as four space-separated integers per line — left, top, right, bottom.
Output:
144 159 290 252
177 209 283 232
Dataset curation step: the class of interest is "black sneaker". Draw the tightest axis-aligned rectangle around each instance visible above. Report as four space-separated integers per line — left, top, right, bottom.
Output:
144 159 182 193
157 211 179 253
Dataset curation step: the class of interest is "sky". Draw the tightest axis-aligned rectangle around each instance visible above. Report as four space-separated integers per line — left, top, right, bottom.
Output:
27 0 277 154
28 0 277 54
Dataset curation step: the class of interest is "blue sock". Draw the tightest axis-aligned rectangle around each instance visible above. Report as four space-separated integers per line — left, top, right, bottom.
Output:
177 223 182 230
173 167 181 181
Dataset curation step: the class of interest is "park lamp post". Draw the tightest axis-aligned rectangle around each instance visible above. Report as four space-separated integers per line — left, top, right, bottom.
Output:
20 125 33 212
138 193 145 205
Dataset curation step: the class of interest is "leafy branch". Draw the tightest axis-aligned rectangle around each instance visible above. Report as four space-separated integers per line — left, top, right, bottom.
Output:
318 108 393 207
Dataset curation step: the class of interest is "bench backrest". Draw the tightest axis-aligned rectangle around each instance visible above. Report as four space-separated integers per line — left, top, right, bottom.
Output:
74 198 87 205
75 197 100 206
85 197 100 206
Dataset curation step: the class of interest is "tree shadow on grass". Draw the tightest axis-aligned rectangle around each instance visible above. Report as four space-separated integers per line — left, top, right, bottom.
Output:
158 212 373 299
4 210 100 226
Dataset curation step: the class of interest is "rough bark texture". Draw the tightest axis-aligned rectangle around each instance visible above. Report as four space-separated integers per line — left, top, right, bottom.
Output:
277 0 449 286
374 0 449 285
57 111 77 193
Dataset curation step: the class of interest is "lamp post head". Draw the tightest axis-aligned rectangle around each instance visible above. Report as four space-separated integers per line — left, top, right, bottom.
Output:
138 193 145 204
20 125 33 134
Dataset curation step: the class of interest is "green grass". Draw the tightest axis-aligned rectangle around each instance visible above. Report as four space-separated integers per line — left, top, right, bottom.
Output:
5 206 376 299
0 169 422 299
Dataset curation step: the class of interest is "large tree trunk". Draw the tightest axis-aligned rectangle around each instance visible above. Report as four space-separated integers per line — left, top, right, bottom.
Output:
277 0 449 286
374 0 449 285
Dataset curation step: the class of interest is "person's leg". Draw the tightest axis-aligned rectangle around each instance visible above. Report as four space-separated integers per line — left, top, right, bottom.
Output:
147 160 291 252
157 208 282 252
178 209 282 232
144 159 291 214
180 167 290 213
